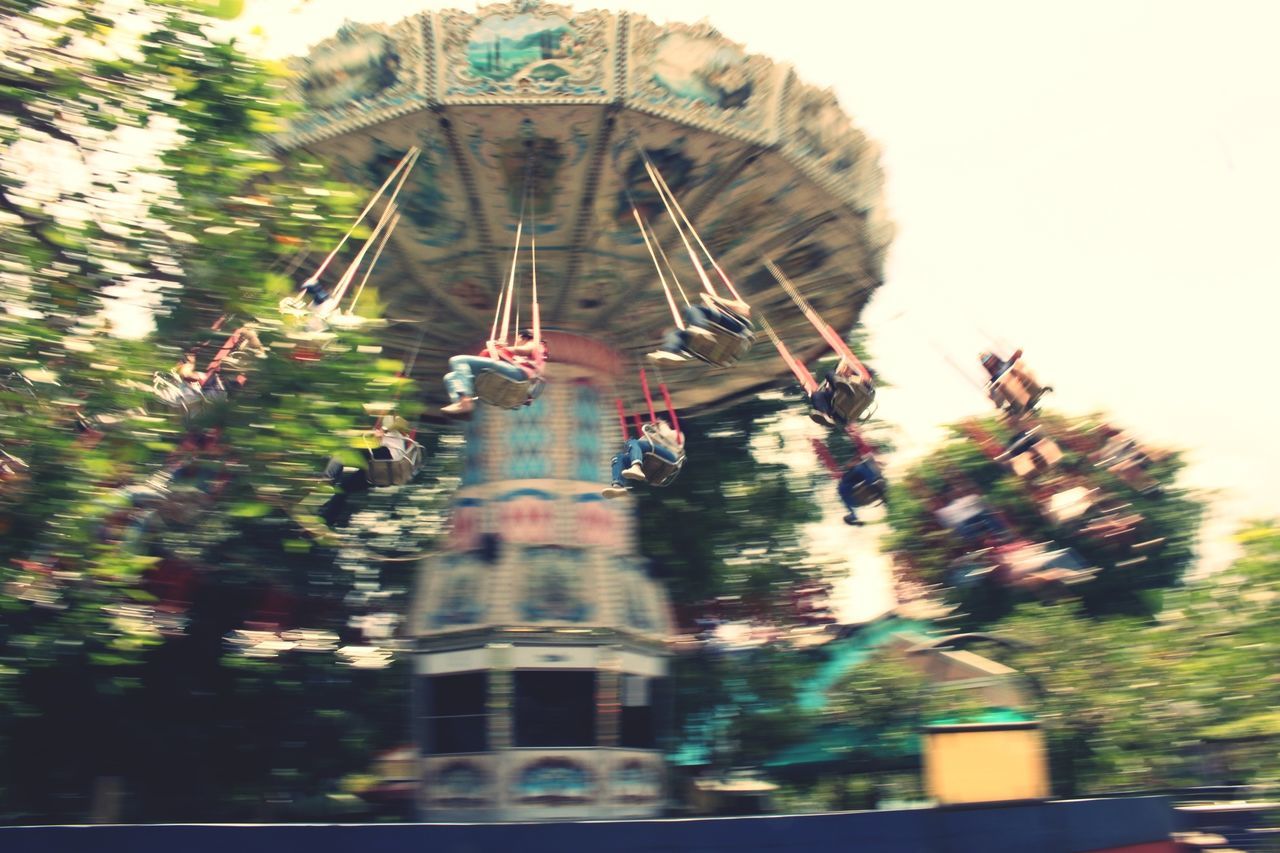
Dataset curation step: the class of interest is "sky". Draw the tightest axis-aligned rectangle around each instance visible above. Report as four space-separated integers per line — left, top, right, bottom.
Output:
225 0 1279 617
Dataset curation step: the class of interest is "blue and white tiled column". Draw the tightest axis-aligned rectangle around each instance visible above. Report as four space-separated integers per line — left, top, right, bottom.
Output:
413 333 672 822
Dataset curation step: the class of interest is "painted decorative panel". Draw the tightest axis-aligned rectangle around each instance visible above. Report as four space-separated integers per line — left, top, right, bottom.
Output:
502 395 552 480
571 380 603 481
613 559 662 635
607 753 663 806
435 2 618 103
625 16 785 144
282 17 427 146
781 79 887 213
337 137 469 249
424 755 498 809
496 487 557 544
509 753 596 805
448 496 485 550
516 545 594 624
571 494 621 550
426 551 489 629
461 404 488 486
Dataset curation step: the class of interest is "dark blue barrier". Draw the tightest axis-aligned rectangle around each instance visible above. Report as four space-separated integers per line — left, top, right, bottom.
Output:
0 796 1174 853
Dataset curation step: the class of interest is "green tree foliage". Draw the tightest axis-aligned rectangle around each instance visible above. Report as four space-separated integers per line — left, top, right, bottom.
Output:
0 1 452 822
884 411 1205 624
811 523 1280 798
993 557 1280 798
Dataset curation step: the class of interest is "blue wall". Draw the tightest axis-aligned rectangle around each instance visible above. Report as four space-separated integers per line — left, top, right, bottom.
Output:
0 796 1173 853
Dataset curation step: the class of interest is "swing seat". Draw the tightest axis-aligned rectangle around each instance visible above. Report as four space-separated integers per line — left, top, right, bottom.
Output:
827 376 876 423
1080 513 1141 545
987 363 1048 416
640 452 685 487
1045 486 1096 525
279 295 316 319
1009 452 1039 478
1034 438 1064 467
220 348 252 371
847 478 886 507
219 348 262 373
0 448 28 483
0 369 37 399
474 371 542 410
328 311 383 329
684 322 755 368
1094 436 1159 492
153 372 207 410
365 441 422 487
1009 439 1062 477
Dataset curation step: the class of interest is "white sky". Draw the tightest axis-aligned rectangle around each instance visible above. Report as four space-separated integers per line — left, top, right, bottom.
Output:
227 0 1279 600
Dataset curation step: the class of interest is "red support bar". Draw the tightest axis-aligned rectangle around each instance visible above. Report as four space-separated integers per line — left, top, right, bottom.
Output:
204 330 243 376
659 382 681 440
639 368 658 423
616 398 629 442
810 437 843 480
844 424 874 459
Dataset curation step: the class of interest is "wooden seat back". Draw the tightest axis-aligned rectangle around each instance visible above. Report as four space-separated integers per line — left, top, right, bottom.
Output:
684 323 755 367
829 377 876 423
1033 438 1064 467
366 442 421 487
474 370 538 409
988 365 1047 416
847 478 885 507
641 452 685 487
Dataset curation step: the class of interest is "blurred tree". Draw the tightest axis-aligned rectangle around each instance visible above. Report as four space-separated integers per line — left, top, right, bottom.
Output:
801 520 1280 800
919 520 1280 797
883 411 1206 624
0 0 451 822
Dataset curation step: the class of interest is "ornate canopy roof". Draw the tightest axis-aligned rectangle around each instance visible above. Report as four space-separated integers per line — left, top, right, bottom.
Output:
278 0 894 411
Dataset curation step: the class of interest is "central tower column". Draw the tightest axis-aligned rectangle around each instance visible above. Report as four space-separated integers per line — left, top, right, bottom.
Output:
411 333 673 822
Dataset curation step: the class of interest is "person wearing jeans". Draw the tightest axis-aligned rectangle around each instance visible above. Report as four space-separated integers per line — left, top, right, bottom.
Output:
444 355 528 399
649 294 752 361
441 329 546 418
837 457 886 526
603 421 683 498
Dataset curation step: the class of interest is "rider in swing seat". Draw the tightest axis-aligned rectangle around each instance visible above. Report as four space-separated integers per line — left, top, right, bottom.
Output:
838 455 887 526
175 351 207 389
602 420 685 498
279 277 336 341
810 359 876 427
981 349 1051 414
648 293 753 363
980 349 1022 382
441 329 547 419
828 428 887 526
232 324 268 360
300 277 331 307
176 351 227 398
